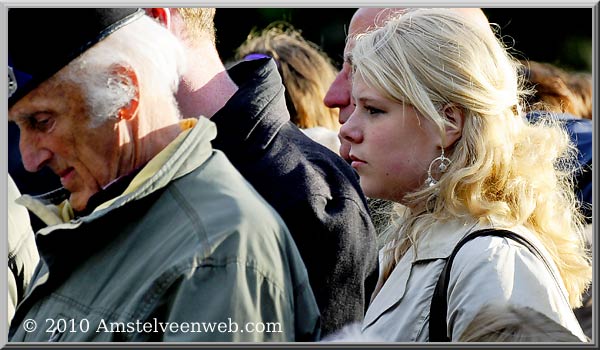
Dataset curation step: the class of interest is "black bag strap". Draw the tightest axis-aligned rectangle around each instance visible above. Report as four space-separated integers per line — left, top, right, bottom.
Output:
428 228 552 342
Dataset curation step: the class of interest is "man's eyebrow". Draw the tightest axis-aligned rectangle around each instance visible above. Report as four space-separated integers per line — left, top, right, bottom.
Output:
356 96 378 104
10 111 40 124
8 112 28 123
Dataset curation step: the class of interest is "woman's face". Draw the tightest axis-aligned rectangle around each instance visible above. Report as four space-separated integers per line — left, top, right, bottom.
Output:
339 75 440 205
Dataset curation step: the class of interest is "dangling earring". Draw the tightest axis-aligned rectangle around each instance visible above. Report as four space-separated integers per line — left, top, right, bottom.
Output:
424 148 452 188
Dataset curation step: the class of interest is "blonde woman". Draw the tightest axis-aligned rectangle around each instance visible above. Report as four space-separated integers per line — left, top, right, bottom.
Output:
340 8 591 341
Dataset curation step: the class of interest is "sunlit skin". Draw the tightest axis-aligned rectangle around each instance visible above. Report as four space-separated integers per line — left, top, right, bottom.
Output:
147 8 239 120
9 77 124 212
339 76 440 206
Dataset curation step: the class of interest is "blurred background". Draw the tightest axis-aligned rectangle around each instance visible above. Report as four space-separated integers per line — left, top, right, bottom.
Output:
214 8 593 73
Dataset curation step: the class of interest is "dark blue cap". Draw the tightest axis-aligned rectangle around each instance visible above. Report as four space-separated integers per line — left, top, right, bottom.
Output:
8 8 145 107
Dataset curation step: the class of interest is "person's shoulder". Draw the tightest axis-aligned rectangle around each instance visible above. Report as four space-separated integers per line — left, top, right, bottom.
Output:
173 150 285 226
275 124 365 193
451 227 553 278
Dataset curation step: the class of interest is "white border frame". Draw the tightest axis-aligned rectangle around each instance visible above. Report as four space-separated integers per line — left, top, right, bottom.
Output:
1 1 598 349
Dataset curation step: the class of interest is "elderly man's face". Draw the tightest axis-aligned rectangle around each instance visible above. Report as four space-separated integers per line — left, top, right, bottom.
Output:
9 77 120 212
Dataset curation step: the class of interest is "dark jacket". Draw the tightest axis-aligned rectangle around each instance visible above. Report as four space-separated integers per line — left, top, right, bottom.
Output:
210 58 378 335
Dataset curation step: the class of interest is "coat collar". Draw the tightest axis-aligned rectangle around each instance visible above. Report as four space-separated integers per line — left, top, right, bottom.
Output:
411 219 481 262
211 58 290 158
363 218 482 329
18 118 215 230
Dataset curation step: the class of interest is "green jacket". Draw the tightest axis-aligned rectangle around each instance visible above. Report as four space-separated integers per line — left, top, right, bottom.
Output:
9 118 320 342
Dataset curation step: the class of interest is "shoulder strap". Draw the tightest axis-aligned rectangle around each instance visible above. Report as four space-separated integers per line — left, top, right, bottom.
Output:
428 228 548 342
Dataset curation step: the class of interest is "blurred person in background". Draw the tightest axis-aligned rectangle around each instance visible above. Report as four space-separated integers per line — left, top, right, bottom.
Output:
340 8 590 341
8 8 319 342
458 303 585 342
146 7 378 336
235 22 342 154
521 60 592 120
520 59 593 339
521 60 593 226
7 175 39 327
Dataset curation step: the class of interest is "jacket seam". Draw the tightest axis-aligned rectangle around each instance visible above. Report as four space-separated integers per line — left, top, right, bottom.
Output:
167 183 211 257
131 257 290 324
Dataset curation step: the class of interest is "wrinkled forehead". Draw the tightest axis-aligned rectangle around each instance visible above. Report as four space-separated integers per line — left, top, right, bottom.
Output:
8 74 81 122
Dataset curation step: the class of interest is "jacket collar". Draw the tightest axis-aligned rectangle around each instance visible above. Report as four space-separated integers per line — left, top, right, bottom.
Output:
211 58 290 158
411 219 481 262
19 118 216 234
363 217 542 329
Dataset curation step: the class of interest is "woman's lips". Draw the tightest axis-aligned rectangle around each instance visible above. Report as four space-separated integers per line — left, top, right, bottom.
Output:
349 154 367 169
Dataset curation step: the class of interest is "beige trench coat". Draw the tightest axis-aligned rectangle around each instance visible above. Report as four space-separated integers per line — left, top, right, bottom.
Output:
362 219 586 342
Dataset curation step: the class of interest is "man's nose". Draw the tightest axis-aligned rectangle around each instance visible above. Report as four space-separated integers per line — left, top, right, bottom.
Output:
19 131 52 173
324 73 351 113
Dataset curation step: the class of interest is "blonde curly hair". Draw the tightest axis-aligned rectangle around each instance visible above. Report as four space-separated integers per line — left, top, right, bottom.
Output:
352 8 591 307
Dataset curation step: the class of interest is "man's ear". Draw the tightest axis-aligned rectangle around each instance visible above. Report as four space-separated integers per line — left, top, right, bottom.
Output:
441 103 465 148
145 8 171 29
111 65 139 121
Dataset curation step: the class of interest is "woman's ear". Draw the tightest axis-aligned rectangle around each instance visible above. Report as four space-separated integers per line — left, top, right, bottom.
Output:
441 103 465 148
145 8 171 29
112 65 139 121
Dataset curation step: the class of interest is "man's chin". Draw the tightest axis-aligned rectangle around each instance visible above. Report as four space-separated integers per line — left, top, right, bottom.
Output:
69 193 91 213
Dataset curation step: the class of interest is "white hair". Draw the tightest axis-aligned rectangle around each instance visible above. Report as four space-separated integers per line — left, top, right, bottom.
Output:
59 15 186 127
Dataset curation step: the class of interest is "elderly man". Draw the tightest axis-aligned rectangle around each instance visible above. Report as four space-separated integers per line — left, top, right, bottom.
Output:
8 8 319 342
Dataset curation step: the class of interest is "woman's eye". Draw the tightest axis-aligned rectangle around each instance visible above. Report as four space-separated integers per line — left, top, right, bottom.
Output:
365 106 384 115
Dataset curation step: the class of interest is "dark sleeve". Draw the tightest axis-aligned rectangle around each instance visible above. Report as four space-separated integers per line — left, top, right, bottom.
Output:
280 191 378 335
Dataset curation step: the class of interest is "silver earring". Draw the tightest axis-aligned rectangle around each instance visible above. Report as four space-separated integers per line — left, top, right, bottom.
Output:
424 148 452 188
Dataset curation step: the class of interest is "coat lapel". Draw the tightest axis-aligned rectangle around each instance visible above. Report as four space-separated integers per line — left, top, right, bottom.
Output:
362 248 415 329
